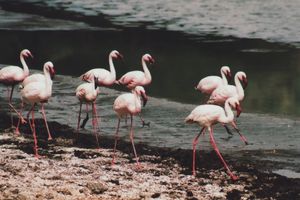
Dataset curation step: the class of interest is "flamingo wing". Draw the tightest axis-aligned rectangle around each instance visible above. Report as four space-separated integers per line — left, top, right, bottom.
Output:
119 71 145 88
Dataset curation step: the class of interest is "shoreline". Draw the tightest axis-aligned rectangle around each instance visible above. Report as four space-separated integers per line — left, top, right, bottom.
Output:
0 113 299 199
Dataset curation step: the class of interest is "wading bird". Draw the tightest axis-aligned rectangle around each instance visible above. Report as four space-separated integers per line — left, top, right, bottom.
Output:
195 66 231 94
15 61 56 137
81 50 123 86
117 54 155 89
208 71 248 144
112 86 148 167
20 61 55 158
75 76 100 148
185 97 242 180
0 49 33 126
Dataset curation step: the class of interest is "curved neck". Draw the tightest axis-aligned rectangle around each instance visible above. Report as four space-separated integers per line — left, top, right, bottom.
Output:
234 75 244 101
108 55 116 80
142 58 151 82
219 101 234 124
20 54 29 76
133 91 142 107
43 67 52 95
220 70 228 85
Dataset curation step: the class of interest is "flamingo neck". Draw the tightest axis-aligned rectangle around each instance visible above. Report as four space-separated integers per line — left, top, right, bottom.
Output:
108 55 116 80
220 70 228 85
219 101 234 124
44 67 53 95
234 75 244 101
20 54 29 76
142 59 151 83
133 91 142 109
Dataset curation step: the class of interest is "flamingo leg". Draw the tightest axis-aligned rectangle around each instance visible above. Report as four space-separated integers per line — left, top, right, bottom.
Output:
138 113 150 127
209 126 238 180
26 104 35 134
15 101 24 135
91 102 100 149
7 86 13 128
76 102 82 132
41 103 53 141
30 103 40 158
231 121 249 145
93 102 100 132
112 118 121 165
129 115 140 167
80 104 89 129
192 127 206 176
8 85 26 124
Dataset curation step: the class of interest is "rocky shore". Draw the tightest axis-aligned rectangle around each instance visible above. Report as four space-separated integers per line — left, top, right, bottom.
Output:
0 113 299 200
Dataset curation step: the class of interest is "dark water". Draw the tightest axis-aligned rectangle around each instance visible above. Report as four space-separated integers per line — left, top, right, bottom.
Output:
0 0 299 177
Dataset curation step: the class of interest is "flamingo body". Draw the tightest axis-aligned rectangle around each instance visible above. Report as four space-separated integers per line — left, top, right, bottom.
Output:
195 66 231 94
118 54 155 89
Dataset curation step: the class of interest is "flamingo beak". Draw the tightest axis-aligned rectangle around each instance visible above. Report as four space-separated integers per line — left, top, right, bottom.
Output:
117 53 124 60
94 76 98 89
226 71 232 81
236 103 242 117
49 67 55 80
149 57 155 65
26 52 34 58
242 76 248 89
141 92 148 107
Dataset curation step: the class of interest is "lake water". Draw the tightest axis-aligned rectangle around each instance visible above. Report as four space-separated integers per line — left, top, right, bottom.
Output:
0 0 299 176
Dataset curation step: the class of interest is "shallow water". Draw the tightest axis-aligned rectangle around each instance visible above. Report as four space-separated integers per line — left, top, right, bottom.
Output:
0 1 299 176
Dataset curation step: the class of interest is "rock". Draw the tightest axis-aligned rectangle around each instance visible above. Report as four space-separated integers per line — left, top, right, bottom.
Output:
44 193 54 199
226 189 241 200
57 188 72 195
151 193 161 198
186 190 193 197
87 182 108 194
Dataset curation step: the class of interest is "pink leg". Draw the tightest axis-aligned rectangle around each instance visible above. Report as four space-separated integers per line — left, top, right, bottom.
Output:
76 102 82 132
30 104 40 158
8 85 26 124
7 87 13 128
91 103 100 149
129 115 140 168
231 121 249 145
41 103 53 140
209 126 238 180
26 105 35 133
15 101 24 135
192 127 206 176
93 102 100 132
112 118 121 165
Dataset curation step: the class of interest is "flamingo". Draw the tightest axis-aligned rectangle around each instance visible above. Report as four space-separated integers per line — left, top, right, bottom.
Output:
75 76 100 148
195 66 231 94
112 86 148 167
81 50 123 86
20 61 55 158
15 62 56 137
117 54 155 89
185 97 242 180
208 71 248 144
0 49 33 126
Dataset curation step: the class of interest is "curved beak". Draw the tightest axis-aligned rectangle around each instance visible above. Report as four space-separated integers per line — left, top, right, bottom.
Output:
236 103 242 117
149 57 155 65
94 76 98 89
49 67 55 80
26 52 34 58
242 76 248 89
141 92 148 107
226 71 232 82
117 53 124 60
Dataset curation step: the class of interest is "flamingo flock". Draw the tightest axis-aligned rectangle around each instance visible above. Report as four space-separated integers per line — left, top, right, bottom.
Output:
0 49 248 180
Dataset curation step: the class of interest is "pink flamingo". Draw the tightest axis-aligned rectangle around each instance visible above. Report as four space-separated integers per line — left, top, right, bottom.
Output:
195 66 231 94
20 61 55 158
0 49 33 126
185 97 242 180
75 76 100 148
112 86 148 167
208 71 248 144
117 54 155 89
15 62 56 138
81 50 123 86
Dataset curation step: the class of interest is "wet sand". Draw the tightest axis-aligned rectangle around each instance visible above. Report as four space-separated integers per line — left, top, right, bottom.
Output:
0 113 299 200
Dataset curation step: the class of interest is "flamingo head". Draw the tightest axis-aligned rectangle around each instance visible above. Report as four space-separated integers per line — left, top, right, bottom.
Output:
228 97 242 117
45 61 55 80
21 49 33 58
237 71 248 89
221 66 231 81
142 54 155 65
135 86 148 107
110 50 123 60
